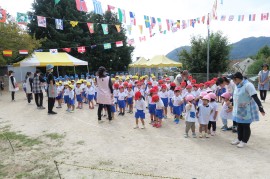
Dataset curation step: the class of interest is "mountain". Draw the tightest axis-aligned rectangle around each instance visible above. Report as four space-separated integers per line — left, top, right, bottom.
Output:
166 36 270 61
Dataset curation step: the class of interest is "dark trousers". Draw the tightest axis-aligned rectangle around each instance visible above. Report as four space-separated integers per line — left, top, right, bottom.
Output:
34 93 43 107
259 90 267 101
27 93 32 103
48 97 55 112
237 123 251 143
98 104 112 120
208 121 216 131
11 92 15 100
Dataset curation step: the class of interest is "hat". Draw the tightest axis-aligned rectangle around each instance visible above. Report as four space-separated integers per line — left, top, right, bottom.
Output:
174 86 182 91
83 80 87 83
262 64 269 68
221 92 231 99
152 76 156 79
128 84 133 88
152 86 159 91
191 79 196 83
123 82 129 86
71 80 75 82
206 89 213 93
86 82 91 86
186 85 192 89
113 83 119 88
63 82 68 86
134 91 142 100
150 88 157 94
161 84 167 89
199 91 207 97
151 95 159 102
208 92 217 99
202 94 210 101
46 64 54 71
166 77 171 81
147 81 152 85
111 78 115 81
170 82 176 87
232 72 243 80
68 85 74 89
185 95 195 102
137 82 142 86
181 81 186 87
158 80 163 84
119 85 124 89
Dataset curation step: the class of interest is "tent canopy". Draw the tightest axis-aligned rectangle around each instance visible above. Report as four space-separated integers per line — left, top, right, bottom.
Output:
128 57 148 67
143 55 182 68
14 52 88 67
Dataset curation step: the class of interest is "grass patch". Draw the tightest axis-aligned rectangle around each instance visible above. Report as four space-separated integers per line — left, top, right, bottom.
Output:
0 164 8 178
45 133 65 140
16 172 31 179
76 140 85 145
0 131 42 147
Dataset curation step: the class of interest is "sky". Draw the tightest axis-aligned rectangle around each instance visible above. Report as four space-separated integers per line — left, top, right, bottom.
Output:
1 0 270 61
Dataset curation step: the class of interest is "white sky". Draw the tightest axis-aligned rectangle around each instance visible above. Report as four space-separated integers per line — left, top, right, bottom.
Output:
1 0 270 60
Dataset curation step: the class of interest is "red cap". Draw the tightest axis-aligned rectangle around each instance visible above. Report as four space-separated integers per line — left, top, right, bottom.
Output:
137 82 141 86
123 82 128 86
147 81 152 85
113 83 119 88
181 81 186 87
174 86 182 91
161 84 167 89
188 75 193 79
191 79 196 83
135 91 142 100
128 84 133 88
186 85 192 89
150 88 157 94
158 80 163 84
152 95 159 102
170 82 176 87
152 86 159 91
166 77 171 81
119 85 124 89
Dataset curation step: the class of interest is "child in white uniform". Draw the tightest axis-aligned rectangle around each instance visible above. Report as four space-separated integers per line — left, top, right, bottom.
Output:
134 91 146 129
220 92 233 131
152 95 164 128
208 93 218 136
184 95 197 138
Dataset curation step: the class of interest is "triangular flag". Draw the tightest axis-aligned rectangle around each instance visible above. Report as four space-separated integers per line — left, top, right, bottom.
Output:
3 50 12 57
77 46 86 53
19 50 28 55
116 41 123 47
76 0 88 12
138 25 143 34
55 19 63 30
37 16 46 27
87 23 94 33
107 5 115 12
63 48 71 53
55 0 61 5
115 25 121 33
104 43 111 49
70 21 78 27
166 19 170 31
101 24 108 35
0 8 7 23
50 49 58 54
17 12 28 25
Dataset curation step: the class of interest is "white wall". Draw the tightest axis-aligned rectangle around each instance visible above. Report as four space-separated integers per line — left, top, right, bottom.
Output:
7 66 36 82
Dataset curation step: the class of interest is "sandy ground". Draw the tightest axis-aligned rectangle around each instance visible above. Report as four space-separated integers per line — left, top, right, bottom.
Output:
0 90 270 179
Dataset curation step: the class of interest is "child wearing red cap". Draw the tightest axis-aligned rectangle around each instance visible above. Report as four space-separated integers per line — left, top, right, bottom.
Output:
158 84 169 118
172 87 184 124
184 95 197 138
113 83 120 112
148 88 157 124
126 84 134 114
197 95 213 138
145 81 153 106
134 91 146 129
168 82 176 114
118 86 127 116
208 93 218 136
152 94 164 128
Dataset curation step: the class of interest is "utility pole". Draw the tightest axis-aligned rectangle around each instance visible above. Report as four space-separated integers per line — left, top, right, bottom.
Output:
207 13 210 81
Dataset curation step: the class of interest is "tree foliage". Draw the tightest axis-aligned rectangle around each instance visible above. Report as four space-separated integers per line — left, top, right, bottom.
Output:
247 45 270 74
0 22 41 65
27 0 134 73
179 31 231 73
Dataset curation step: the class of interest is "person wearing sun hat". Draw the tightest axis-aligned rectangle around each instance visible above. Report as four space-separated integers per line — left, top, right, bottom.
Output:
258 63 270 102
231 72 265 148
46 64 57 115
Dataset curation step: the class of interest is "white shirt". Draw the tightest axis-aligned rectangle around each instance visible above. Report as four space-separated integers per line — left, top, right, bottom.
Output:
172 95 183 106
148 96 155 105
220 101 232 119
69 90 75 100
126 90 134 98
57 86 62 95
85 86 95 95
258 70 270 77
155 99 164 109
197 104 213 125
75 87 82 95
118 91 126 100
185 103 197 122
225 80 235 94
192 90 200 99
209 101 218 121
135 99 146 112
152 81 158 86
168 90 174 99
63 88 69 96
113 89 119 97
158 91 168 99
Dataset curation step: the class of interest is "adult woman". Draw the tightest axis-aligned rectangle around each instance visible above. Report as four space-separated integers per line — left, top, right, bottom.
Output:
33 69 46 109
96 66 113 122
25 72 33 104
46 64 57 115
258 64 270 102
8 70 17 101
231 72 265 148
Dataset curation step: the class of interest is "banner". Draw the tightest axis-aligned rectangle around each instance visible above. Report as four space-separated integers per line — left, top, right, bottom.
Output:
37 16 46 27
77 46 86 53
116 41 123 47
130 12 136 26
0 8 7 23
101 24 108 34
118 8 126 23
55 19 63 30
126 25 132 35
261 13 269 20
115 25 121 32
70 21 78 27
104 43 111 49
144 15 150 28
17 12 28 25
3 50 12 57
50 49 58 54
92 0 103 15
157 18 162 31
87 23 94 33
63 48 71 53
249 14 256 21
76 0 88 12
19 50 28 55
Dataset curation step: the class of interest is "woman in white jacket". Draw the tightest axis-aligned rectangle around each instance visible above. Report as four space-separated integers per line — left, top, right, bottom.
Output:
8 70 17 101
25 72 33 104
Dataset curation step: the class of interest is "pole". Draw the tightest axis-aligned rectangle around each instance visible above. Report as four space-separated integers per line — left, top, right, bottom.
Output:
57 66 59 77
207 13 210 81
74 66 76 74
87 65 89 74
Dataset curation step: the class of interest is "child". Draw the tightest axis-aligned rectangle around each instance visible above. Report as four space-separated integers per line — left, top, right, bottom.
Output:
22 80 27 98
86 82 95 109
113 83 120 112
68 85 75 113
208 93 218 136
184 95 197 138
159 84 169 119
118 86 127 116
110 98 117 120
198 91 207 106
197 95 213 138
56 83 63 108
63 83 70 110
220 92 233 131
93 80 98 105
148 88 157 124
126 84 134 113
82 80 88 103
75 81 83 109
152 94 164 128
172 86 183 124
134 91 146 129
168 82 176 115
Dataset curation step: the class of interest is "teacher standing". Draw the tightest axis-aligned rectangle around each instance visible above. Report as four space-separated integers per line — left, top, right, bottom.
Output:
231 72 265 148
258 64 270 102
46 64 57 115
96 66 113 122
8 70 17 102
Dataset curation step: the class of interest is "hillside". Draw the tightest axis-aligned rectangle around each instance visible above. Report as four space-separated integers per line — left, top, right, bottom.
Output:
166 36 270 61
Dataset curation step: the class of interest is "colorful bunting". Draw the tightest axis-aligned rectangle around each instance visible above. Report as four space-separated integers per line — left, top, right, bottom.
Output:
50 49 58 54
182 20 187 29
101 24 109 35
144 15 150 28
104 43 111 49
126 25 132 35
37 16 46 27
70 21 78 27
63 48 71 53
17 12 28 25
249 14 256 21
138 25 143 34
0 8 7 23
176 20 180 28
116 41 123 47
3 50 12 57
166 19 171 31
128 38 134 45
93 0 103 15
19 50 28 55
151 17 156 29
220 15 226 21
202 16 205 24
115 25 121 32
157 18 162 31
107 5 115 12
139 36 146 42
55 19 63 30
238 15 244 21
76 0 88 12
87 23 94 33
55 0 61 5
130 12 136 26
118 8 126 23
261 13 269 20
228 15 234 21
77 46 86 53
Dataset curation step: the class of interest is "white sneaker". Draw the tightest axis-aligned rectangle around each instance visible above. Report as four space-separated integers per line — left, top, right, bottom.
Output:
184 133 188 138
231 139 240 145
134 126 139 129
141 126 145 129
237 141 247 148
211 132 216 136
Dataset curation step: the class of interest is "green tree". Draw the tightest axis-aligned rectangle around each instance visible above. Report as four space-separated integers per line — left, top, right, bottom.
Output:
247 59 264 74
247 45 270 74
27 0 134 73
256 45 270 60
0 22 41 65
179 31 231 73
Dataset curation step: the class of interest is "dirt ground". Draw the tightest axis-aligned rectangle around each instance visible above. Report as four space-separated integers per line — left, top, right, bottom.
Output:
0 90 270 179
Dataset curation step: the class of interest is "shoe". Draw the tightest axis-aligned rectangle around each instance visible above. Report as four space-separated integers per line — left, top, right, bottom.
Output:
69 110 74 113
48 111 57 115
192 133 197 138
56 106 62 108
211 132 216 136
175 119 179 124
141 126 145 129
199 133 203 138
118 113 122 116
39 106 46 109
222 127 228 131
205 133 210 138
122 113 125 116
130 111 133 114
184 133 188 138
134 126 139 129
231 139 240 145
237 141 247 148
149 120 154 124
